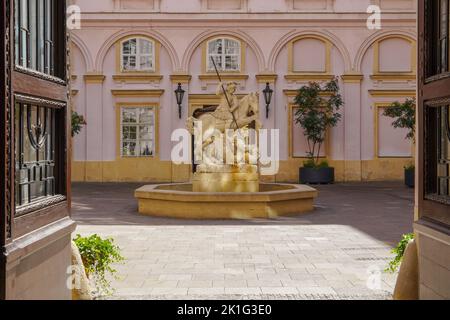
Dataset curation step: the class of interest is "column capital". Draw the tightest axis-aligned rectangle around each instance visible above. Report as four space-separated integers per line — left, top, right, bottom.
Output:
84 73 105 84
256 74 278 84
341 74 364 83
170 74 192 84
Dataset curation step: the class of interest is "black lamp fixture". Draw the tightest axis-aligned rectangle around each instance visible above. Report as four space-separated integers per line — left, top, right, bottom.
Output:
263 82 273 119
174 82 185 119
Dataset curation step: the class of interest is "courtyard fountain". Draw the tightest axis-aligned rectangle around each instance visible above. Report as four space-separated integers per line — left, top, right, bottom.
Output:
135 63 318 219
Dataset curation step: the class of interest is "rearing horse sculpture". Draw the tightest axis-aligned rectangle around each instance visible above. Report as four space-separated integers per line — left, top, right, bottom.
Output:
186 82 262 155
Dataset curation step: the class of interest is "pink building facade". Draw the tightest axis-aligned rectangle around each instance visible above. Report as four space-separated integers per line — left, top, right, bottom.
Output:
69 0 417 183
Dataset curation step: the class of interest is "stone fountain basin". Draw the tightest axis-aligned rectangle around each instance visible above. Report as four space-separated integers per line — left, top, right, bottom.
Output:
135 183 318 219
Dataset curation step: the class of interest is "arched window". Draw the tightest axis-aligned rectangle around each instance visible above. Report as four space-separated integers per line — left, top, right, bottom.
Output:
121 37 155 72
207 38 241 72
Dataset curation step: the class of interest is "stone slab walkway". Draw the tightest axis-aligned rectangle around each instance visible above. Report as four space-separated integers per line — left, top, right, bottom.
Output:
72 182 414 300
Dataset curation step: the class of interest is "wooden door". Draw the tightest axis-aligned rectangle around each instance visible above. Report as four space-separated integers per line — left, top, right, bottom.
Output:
1 0 75 299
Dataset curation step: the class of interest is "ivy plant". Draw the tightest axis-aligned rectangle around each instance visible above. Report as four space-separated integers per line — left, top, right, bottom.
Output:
386 233 415 273
73 234 124 296
294 78 343 167
71 111 87 137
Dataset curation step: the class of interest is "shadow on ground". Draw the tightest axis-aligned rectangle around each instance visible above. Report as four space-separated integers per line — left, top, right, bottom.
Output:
72 181 414 246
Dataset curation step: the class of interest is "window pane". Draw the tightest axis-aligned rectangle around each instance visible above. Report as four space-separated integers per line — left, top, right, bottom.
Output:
139 39 152 54
29 0 37 70
14 102 56 210
425 105 450 201
208 39 223 54
225 39 240 54
437 106 450 197
122 55 136 71
139 126 152 140
122 109 137 123
121 107 155 157
225 55 239 70
122 39 137 55
208 55 222 70
139 56 152 70
139 109 153 123
140 141 153 156
14 0 58 76
122 142 137 157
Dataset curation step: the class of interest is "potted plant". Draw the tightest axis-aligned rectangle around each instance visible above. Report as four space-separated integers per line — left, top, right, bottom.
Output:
382 98 416 188
294 78 343 184
73 234 124 297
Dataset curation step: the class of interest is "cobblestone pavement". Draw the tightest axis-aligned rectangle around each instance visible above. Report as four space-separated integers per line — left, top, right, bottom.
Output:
72 182 414 300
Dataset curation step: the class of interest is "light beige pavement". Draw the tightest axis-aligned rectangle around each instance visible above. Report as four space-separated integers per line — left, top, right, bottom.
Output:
73 182 414 300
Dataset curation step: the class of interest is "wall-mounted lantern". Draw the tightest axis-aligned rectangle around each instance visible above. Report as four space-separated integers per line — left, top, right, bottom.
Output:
174 83 185 119
263 82 273 119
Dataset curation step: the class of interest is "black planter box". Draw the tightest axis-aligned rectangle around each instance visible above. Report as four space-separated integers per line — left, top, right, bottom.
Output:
405 169 415 188
300 167 335 184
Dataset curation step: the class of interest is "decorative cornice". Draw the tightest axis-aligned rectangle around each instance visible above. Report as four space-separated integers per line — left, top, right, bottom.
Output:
256 74 278 83
199 74 249 81
15 65 66 85
370 73 416 81
170 74 192 84
285 74 334 81
112 74 163 83
14 93 66 108
111 89 165 97
84 73 106 84
341 74 364 83
369 89 416 97
15 195 67 217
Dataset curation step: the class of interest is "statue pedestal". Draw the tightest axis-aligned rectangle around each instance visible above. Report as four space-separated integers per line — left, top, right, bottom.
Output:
193 164 259 192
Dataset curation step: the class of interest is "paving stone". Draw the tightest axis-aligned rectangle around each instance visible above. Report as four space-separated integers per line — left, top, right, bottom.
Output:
188 288 226 295
224 288 262 295
72 182 412 300
142 280 178 288
261 287 299 295
213 280 248 288
177 280 213 288
247 280 283 287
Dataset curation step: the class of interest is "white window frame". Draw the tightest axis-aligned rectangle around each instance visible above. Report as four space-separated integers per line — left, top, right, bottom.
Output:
207 37 241 72
120 106 155 158
120 37 155 72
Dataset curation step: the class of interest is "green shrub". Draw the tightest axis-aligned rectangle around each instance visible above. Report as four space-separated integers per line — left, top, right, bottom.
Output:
386 233 415 273
71 111 87 137
404 163 415 171
303 159 330 169
74 234 124 296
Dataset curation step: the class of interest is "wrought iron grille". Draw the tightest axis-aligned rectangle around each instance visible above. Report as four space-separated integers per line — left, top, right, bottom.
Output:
425 104 450 204
14 102 56 212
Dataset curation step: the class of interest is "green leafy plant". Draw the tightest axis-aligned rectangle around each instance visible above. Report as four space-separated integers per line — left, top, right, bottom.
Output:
73 234 124 296
303 159 330 169
404 163 415 171
294 78 343 167
386 233 415 273
71 111 87 137
382 98 416 143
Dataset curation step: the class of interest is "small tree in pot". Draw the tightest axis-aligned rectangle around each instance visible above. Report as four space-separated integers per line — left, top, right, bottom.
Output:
294 78 343 184
382 98 416 188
